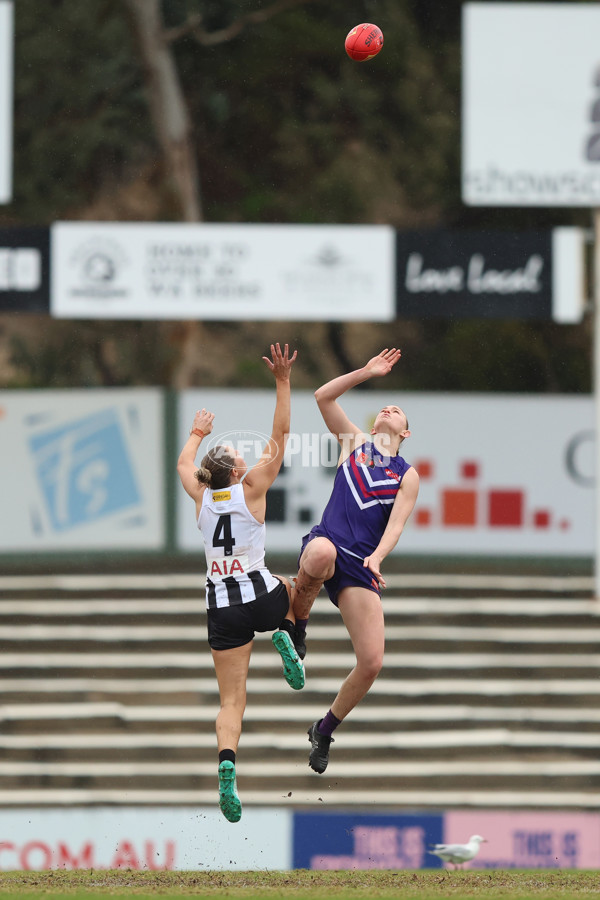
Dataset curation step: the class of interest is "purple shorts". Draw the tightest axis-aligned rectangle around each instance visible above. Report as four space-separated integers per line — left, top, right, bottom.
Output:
299 529 381 607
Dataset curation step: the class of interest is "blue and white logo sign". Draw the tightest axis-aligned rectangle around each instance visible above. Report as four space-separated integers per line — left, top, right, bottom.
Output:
29 408 140 531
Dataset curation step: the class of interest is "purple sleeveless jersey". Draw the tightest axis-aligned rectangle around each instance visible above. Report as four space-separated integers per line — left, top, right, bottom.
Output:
312 440 411 559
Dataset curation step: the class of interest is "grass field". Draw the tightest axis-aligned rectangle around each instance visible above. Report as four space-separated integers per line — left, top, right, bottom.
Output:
0 870 598 900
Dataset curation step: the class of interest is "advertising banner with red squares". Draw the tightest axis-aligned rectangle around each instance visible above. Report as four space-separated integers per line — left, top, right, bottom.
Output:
404 393 592 555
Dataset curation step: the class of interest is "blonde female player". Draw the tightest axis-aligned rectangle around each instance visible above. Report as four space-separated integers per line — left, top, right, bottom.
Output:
177 343 304 823
292 348 419 774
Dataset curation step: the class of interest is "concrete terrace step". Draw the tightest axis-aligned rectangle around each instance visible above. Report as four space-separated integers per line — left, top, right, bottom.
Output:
3 676 600 697
3 767 600 798
4 759 600 778
0 573 593 593
3 702 600 726
1 623 600 643
0 597 596 617
0 728 599 750
2 651 600 671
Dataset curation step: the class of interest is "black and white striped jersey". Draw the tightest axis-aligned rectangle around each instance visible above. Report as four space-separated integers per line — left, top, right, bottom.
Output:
198 483 280 609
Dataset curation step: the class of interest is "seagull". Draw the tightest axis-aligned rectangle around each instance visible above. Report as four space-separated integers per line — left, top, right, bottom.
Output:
428 835 487 868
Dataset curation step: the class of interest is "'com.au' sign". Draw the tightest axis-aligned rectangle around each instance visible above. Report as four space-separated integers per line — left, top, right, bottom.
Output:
28 409 140 532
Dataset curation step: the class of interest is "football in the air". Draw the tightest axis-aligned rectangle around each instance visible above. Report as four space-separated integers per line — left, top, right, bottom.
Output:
345 23 384 62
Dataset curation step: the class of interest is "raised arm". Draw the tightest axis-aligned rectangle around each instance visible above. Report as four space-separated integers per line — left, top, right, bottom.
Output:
243 343 296 509
176 408 215 503
363 466 419 588
315 348 402 455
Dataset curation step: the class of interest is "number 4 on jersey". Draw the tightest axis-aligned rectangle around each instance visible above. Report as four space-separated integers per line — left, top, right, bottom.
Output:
212 514 235 556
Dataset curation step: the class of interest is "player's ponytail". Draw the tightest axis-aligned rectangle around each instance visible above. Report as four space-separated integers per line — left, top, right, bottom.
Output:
194 466 212 486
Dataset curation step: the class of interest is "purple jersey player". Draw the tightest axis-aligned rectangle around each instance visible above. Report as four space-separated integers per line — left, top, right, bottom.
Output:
292 348 420 774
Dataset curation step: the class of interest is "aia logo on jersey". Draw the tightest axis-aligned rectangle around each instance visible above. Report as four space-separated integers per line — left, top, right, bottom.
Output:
210 558 245 577
385 468 400 481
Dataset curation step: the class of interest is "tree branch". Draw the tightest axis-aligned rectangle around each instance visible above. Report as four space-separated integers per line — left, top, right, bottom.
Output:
163 12 203 44
165 0 319 47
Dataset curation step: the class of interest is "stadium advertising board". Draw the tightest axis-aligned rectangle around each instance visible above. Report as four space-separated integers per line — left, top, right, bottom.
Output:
444 811 600 869
0 1 12 204
2 808 599 870
177 390 593 557
293 812 444 870
396 228 584 323
0 808 290 870
50 222 395 321
463 4 600 206
0 389 165 552
0 227 49 312
294 811 600 870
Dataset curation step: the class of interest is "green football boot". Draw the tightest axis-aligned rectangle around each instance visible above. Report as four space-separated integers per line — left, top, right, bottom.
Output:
272 629 305 690
218 760 242 823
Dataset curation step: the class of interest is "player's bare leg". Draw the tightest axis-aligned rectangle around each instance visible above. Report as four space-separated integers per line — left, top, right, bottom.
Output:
292 537 337 659
212 643 252 752
292 536 337 619
332 586 385 718
307 586 384 773
211 642 252 822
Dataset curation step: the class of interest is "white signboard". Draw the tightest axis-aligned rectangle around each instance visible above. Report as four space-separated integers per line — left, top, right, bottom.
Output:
177 390 593 557
0 1 13 203
0 807 290 870
0 389 165 551
51 222 395 321
463 3 600 206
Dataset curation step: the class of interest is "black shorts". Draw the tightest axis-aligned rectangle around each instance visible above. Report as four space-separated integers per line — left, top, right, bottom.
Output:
207 579 289 651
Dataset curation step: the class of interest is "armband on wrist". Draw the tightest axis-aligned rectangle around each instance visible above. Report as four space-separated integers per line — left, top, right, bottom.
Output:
190 428 205 439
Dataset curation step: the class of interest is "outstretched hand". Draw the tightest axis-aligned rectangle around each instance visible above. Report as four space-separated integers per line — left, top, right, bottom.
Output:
192 408 214 436
364 348 401 378
262 342 297 381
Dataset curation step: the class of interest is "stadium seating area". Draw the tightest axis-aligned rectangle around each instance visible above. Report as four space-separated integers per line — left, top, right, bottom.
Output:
0 569 598 809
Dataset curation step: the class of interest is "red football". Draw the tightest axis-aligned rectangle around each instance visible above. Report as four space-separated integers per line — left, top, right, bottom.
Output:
344 23 384 62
